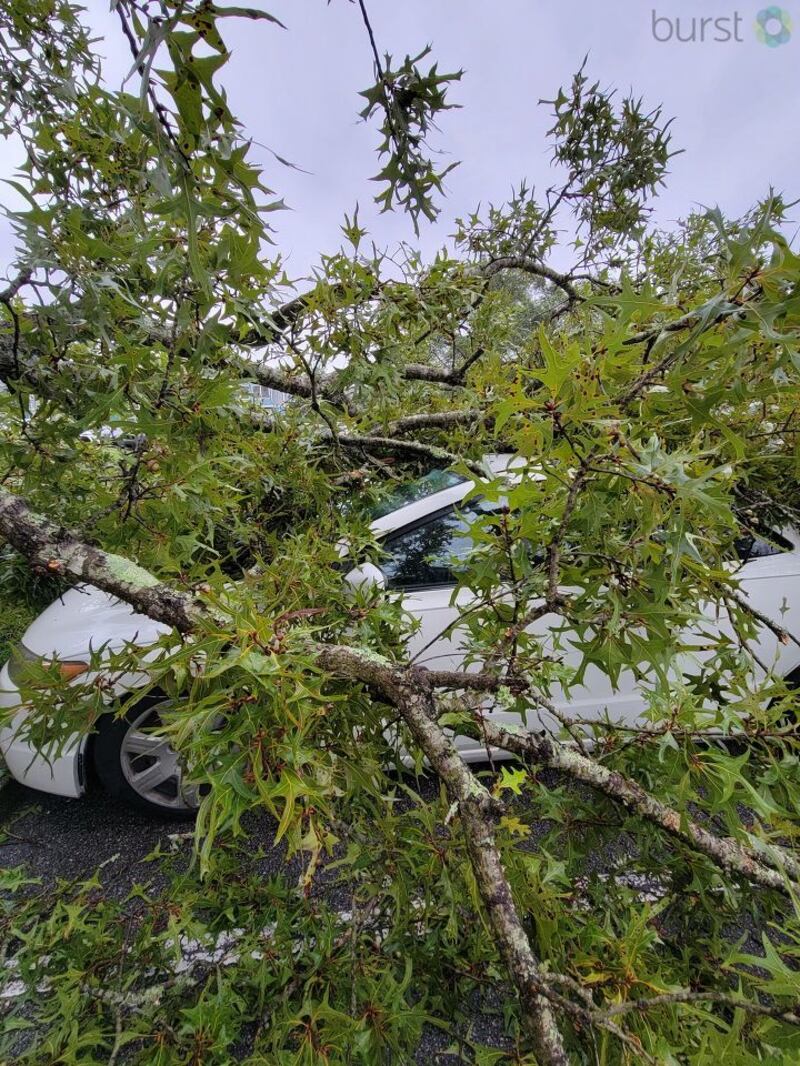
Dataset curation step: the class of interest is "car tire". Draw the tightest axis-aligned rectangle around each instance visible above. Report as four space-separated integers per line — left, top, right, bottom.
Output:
93 694 203 819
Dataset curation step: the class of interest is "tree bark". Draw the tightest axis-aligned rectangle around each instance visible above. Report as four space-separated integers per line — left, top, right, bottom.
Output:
0 487 206 634
315 647 570 1066
473 717 799 895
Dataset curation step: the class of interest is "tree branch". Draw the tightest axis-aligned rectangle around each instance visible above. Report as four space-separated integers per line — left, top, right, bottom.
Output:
482 256 579 304
315 646 570 1066
0 487 208 634
468 715 800 895
0 268 33 304
368 410 482 435
617 302 744 407
322 432 486 476
594 988 800 1027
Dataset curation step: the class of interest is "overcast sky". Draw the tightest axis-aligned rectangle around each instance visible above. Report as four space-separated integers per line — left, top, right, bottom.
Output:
1 0 797 280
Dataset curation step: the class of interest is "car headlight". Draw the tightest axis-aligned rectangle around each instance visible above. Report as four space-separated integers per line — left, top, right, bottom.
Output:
7 643 89 686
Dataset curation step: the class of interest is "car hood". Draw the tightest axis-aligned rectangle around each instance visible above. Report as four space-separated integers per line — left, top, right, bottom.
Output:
21 585 171 661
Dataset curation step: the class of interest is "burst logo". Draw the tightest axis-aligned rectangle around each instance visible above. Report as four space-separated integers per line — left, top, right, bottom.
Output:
755 6 792 45
651 6 793 45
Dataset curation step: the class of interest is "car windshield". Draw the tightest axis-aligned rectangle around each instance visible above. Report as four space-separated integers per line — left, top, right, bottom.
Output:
368 469 468 519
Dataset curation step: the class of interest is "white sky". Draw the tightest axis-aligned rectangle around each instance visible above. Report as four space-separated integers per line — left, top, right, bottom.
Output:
1 0 798 279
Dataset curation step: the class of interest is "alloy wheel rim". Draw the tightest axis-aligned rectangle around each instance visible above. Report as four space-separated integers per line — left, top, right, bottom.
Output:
120 705 201 811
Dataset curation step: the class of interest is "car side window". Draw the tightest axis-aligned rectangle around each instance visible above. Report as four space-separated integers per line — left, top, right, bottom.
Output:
381 504 487 590
734 526 792 563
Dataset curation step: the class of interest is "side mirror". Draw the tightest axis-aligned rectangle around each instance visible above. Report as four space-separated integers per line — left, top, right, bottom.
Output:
344 561 387 592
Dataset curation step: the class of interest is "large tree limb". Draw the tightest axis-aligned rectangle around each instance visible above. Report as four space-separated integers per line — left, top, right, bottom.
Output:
0 485 572 1060
315 646 570 1066
0 487 206 634
0 485 567 1060
1 481 796 897
469 715 799 895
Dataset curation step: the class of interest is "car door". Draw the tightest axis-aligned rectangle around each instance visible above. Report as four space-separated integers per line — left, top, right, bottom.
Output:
378 503 647 755
680 527 800 686
379 503 480 674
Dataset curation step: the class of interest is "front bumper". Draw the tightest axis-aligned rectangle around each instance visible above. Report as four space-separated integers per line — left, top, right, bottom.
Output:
0 661 87 798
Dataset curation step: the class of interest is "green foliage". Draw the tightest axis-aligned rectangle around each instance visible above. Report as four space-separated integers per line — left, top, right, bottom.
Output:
0 596 33 665
543 61 678 260
0 1 799 1062
359 44 462 229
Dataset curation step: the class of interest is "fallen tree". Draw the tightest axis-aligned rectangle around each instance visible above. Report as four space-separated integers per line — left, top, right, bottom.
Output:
1 3 800 1062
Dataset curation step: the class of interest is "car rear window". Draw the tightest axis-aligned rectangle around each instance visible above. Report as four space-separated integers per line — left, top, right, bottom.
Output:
734 526 793 562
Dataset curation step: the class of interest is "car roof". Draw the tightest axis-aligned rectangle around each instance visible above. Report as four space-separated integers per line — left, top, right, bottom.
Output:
369 453 531 539
365 458 800 556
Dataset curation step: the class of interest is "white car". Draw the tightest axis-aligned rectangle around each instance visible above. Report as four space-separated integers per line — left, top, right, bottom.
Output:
2 455 799 816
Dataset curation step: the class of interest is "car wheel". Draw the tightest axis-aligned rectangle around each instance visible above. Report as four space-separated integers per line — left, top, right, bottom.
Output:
93 694 204 818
